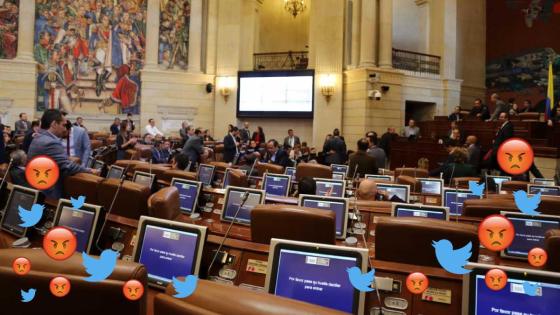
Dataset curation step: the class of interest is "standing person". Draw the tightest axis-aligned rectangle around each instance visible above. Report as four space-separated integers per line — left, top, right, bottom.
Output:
348 138 378 177
283 129 301 149
62 123 91 167
14 113 32 136
182 128 207 167
23 120 40 153
491 112 514 171
465 135 481 171
126 113 135 131
73 117 87 130
179 122 189 144
323 128 347 165
116 120 137 160
240 121 251 144
223 127 240 163
110 117 121 135
379 127 397 159
252 126 265 148
366 133 386 169
488 93 509 121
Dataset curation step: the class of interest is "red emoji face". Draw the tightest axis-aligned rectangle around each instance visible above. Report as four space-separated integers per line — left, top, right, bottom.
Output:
406 272 429 294
485 269 508 291
43 227 77 261
12 257 31 276
528 248 548 267
478 215 515 251
123 280 144 301
50 276 71 297
497 138 534 175
26 156 60 190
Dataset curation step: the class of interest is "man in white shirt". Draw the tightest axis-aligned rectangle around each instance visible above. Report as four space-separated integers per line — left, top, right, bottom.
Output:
283 129 301 149
403 119 420 138
145 118 164 137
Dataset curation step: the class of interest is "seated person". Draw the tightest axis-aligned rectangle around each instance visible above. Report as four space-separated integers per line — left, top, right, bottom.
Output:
445 127 463 147
348 138 378 177
8 149 28 187
141 133 154 145
202 129 214 142
297 176 316 196
110 117 121 135
171 153 190 170
403 119 420 139
262 139 290 167
548 106 560 127
448 105 462 121
152 140 172 164
356 179 404 202
468 98 490 120
22 120 40 153
440 147 478 184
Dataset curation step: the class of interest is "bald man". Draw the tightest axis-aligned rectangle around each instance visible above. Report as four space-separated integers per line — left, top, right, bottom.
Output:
355 179 405 202
465 135 480 170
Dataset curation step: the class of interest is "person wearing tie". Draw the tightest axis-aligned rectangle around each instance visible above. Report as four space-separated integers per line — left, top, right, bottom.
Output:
62 120 91 167
223 127 240 163
283 129 301 149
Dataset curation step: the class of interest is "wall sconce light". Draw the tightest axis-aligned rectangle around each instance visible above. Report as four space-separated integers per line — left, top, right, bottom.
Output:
319 74 336 102
217 76 236 102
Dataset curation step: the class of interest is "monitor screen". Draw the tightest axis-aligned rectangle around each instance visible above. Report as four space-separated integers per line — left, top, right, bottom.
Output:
266 239 367 314
263 174 291 197
223 168 247 188
86 156 95 168
331 164 348 176
332 172 345 180
532 178 556 186
171 178 201 214
54 201 100 254
285 167 296 182
0 186 38 237
134 217 207 289
502 212 560 259
221 187 265 225
419 179 443 195
315 179 345 198
392 203 448 220
133 172 154 188
443 189 481 216
299 195 349 238
487 175 511 191
376 184 409 203
528 185 560 196
364 174 393 182
93 160 104 171
197 164 215 186
106 166 124 179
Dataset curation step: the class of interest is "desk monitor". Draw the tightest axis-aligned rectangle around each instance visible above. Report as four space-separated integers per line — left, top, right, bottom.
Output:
220 187 265 225
132 171 155 188
314 178 346 198
364 174 394 182
391 203 449 221
500 211 560 260
532 178 556 186
418 178 444 195
486 175 511 192
443 188 482 216
284 167 296 182
331 164 349 177
263 173 291 197
171 178 202 214
298 195 349 238
265 238 367 315
528 184 560 196
376 183 410 203
197 164 215 186
332 172 345 180
106 165 125 179
133 216 207 289
223 168 247 188
0 185 40 237
462 263 560 315
92 160 105 171
86 156 95 169
54 199 102 254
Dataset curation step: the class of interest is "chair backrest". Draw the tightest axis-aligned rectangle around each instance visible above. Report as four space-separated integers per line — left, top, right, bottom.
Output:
545 229 560 272
451 177 481 189
213 144 224 162
375 216 479 268
295 163 332 181
396 175 419 193
160 169 197 186
256 163 284 176
148 186 181 221
63 173 104 205
155 279 347 315
463 195 560 217
135 144 153 161
114 160 148 177
250 204 336 245
228 169 249 188
98 178 151 219
518 112 540 121
0 248 147 315
134 163 172 180
500 180 528 192
395 167 429 178
90 139 103 150
209 161 229 172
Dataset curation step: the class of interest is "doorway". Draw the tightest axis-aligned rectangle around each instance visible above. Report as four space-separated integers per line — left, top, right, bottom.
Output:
404 101 437 125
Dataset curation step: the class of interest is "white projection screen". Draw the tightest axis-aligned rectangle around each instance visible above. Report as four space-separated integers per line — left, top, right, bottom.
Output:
237 70 315 118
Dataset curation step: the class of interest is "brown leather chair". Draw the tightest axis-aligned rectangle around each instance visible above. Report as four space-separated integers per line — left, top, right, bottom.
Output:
209 161 229 172
213 144 224 162
159 169 198 186
114 160 148 177
135 144 153 161
256 163 284 176
251 204 336 245
296 163 332 181
148 186 181 220
134 163 172 180
396 175 419 193
518 112 540 121
395 167 429 178
545 229 560 272
451 177 481 189
154 278 346 315
93 131 110 142
90 139 103 150
375 216 479 268
98 178 151 219
500 180 528 192
228 169 249 187
63 173 104 205
0 248 147 315
463 195 560 217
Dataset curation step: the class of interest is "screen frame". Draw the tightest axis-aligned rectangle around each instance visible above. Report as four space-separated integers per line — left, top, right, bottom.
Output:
220 186 266 226
500 211 560 260
485 175 512 192
265 238 367 315
298 194 349 239
132 215 208 290
442 188 482 216
313 178 347 198
531 178 556 186
197 164 216 186
236 70 315 119
391 202 449 221
418 178 444 195
284 167 297 182
331 164 349 177
170 178 202 214
376 183 410 203
364 174 394 182
0 185 40 237
262 173 292 197
106 165 125 179
53 198 102 254
93 160 105 171
527 184 560 196
132 171 155 188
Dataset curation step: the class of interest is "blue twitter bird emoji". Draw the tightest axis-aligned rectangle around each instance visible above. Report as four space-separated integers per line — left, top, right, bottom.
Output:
468 181 485 197
347 266 375 292
522 281 539 297
82 249 119 282
21 288 36 303
433 239 473 275
513 190 541 215
172 275 198 298
70 195 86 209
18 204 45 228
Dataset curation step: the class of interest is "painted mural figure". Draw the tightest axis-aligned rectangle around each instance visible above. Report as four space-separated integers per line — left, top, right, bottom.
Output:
0 0 18 59
159 0 190 70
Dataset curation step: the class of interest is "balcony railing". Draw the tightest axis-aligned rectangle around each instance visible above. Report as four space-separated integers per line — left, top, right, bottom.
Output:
253 51 309 71
392 48 441 76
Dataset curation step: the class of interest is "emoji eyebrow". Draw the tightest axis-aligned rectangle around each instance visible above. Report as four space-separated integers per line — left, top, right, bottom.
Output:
505 153 513 157
45 169 51 177
51 240 58 247
518 153 526 157
499 229 506 233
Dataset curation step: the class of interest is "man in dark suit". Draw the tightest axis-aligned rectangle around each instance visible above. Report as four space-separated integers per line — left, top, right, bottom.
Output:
348 138 378 177
323 129 347 165
379 127 397 159
182 128 207 168
465 135 481 171
15 113 32 136
240 122 251 144
283 129 301 149
223 127 240 163
491 112 514 171
262 139 290 167
448 106 462 121
469 98 490 120
22 120 40 153
8 150 28 187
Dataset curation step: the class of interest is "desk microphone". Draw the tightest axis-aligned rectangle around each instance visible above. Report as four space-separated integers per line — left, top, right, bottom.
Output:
207 191 250 275
248 157 259 178
185 161 192 172
95 176 126 253
0 158 13 192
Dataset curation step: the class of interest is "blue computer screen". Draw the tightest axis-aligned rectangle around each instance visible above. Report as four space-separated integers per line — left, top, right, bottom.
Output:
285 168 296 181
58 206 96 253
376 185 408 202
505 216 560 257
444 191 480 216
420 180 442 195
198 166 214 186
529 186 560 196
222 190 263 224
264 175 290 197
316 180 344 198
173 181 199 213
302 199 346 236
331 165 348 176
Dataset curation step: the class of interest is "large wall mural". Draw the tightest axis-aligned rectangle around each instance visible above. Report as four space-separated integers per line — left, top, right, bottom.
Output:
159 0 190 70
33 0 147 115
0 0 18 59
486 0 560 107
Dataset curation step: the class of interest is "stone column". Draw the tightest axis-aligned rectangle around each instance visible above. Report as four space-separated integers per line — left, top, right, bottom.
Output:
188 0 203 73
16 0 35 61
144 0 160 69
378 0 393 68
350 0 361 67
358 0 376 67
